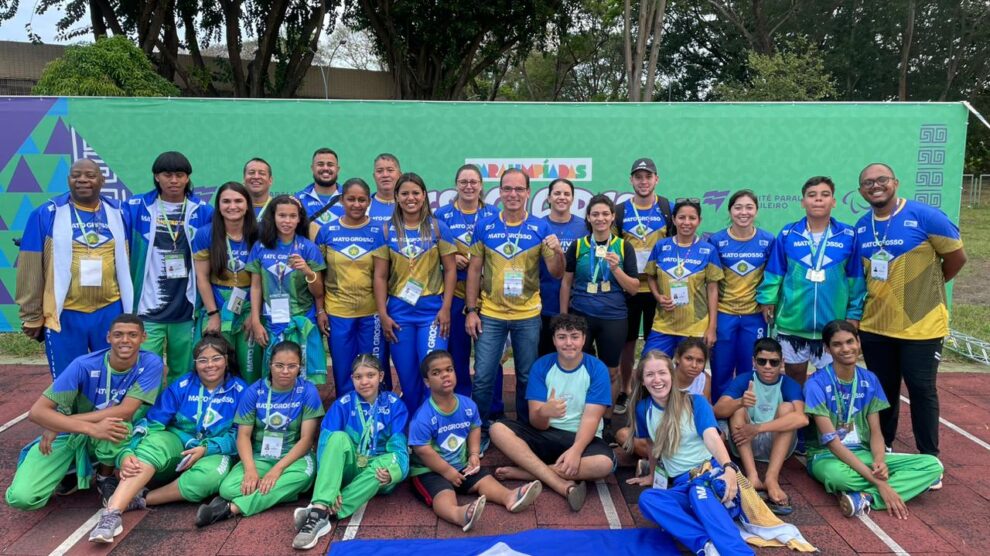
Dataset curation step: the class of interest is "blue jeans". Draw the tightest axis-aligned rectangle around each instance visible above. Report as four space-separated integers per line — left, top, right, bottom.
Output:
472 315 541 425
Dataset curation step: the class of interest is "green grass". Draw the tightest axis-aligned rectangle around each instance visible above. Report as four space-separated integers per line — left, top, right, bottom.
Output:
950 204 990 342
0 332 45 358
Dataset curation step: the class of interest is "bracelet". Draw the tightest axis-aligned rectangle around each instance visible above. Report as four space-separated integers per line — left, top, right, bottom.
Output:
722 461 740 473
820 431 839 445
469 451 481 456
305 273 318 284
206 309 219 317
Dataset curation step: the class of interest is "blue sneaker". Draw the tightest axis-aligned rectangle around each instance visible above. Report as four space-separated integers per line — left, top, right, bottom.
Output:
794 437 807 457
839 491 872 517
479 430 492 458
929 475 943 491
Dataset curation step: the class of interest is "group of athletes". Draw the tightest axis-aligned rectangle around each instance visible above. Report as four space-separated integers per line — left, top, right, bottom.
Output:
3 149 967 554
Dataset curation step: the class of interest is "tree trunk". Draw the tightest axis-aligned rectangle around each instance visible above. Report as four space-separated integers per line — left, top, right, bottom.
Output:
277 2 327 98
898 0 916 101
249 0 290 97
643 0 668 100
89 0 107 38
220 0 248 97
624 0 636 101
181 10 219 96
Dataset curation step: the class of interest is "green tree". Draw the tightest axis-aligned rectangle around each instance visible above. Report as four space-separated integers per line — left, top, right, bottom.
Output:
32 35 180 96
715 38 835 101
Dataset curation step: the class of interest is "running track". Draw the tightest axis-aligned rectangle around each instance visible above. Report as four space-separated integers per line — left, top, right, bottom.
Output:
1 364 988 555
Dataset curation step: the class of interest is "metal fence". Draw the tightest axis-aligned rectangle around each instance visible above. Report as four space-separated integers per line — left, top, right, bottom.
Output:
962 173 988 206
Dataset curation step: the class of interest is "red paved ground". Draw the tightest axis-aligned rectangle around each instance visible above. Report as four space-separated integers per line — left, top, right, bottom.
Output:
1 363 988 555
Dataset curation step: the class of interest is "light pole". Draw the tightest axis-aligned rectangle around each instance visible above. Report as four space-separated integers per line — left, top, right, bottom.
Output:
324 38 347 100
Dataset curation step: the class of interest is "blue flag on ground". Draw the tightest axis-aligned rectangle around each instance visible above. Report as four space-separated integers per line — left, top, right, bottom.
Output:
327 528 681 556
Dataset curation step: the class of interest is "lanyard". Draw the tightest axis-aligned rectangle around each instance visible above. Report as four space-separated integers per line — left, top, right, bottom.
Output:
630 196 658 232
72 203 102 249
101 352 131 407
157 198 187 249
505 214 526 260
257 197 271 219
194 383 218 433
356 395 380 456
804 220 832 272
455 202 480 243
263 379 296 431
585 236 613 283
225 235 242 279
826 365 858 426
870 198 903 253
673 236 699 274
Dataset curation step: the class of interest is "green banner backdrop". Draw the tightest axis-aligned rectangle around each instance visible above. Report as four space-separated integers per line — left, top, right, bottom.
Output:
0 97 968 332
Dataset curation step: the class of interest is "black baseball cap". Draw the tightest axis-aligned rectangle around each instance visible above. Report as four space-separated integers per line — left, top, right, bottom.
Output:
630 158 657 175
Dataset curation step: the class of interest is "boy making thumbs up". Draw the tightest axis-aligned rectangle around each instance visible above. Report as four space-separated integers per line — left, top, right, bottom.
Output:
713 337 807 515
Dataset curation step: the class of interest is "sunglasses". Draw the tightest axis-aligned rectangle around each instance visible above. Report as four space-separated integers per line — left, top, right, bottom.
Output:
675 197 701 204
756 357 781 367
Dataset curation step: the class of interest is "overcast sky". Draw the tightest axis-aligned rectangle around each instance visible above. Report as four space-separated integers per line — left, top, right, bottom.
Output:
1 4 82 44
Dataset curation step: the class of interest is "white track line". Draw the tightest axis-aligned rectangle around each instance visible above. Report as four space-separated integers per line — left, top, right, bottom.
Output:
48 509 102 556
594 480 621 530
900 395 990 452
341 501 367 540
0 411 29 434
857 513 910 555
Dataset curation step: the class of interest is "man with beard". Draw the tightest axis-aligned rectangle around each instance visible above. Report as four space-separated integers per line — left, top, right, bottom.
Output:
296 148 343 226
854 163 966 457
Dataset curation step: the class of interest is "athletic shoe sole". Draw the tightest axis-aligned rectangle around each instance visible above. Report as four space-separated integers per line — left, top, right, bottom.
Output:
293 520 333 550
89 524 122 544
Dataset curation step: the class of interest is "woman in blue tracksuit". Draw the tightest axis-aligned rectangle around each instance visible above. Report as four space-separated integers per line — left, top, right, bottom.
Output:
538 178 588 356
709 190 774 401
373 172 457 416
88 333 246 543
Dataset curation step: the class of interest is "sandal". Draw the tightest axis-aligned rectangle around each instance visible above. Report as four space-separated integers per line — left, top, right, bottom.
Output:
759 492 794 516
462 495 486 532
566 481 587 512
508 480 542 513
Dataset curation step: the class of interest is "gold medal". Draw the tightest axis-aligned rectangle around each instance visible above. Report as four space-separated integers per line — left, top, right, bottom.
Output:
673 265 685 278
357 454 369 468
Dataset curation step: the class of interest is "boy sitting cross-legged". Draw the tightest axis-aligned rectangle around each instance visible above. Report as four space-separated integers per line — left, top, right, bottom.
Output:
408 350 542 532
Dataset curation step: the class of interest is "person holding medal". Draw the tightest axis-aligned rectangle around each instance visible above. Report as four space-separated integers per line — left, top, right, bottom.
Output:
193 182 263 383
757 177 865 385
291 354 408 549
5 315 163 511
643 199 723 360
196 341 325 527
803 320 943 519
435 164 498 397
373 172 458 416
854 163 966 457
560 194 639 418
246 195 328 384
88 333 246 543
126 151 214 384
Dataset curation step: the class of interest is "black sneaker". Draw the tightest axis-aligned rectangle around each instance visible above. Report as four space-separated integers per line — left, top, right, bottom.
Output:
54 474 78 497
479 430 492 458
603 428 619 448
96 475 120 508
614 392 629 415
196 496 233 528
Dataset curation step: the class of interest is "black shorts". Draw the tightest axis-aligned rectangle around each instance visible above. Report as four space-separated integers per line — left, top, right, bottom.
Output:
410 468 492 506
626 291 657 342
498 419 616 467
573 311 626 367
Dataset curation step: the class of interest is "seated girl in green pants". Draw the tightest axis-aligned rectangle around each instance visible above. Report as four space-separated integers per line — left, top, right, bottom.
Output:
88 333 247 543
196 340 325 526
804 320 943 519
291 354 410 550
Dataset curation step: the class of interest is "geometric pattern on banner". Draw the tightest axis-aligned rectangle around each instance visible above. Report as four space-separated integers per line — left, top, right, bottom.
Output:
8 157 42 192
71 128 132 200
44 118 72 155
17 137 39 155
0 279 12 304
47 157 70 193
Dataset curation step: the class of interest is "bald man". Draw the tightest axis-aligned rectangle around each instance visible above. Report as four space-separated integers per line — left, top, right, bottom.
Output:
16 159 134 378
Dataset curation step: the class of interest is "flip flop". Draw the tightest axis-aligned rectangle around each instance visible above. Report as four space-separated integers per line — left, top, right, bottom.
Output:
566 481 587 512
760 492 794 516
508 480 542 513
462 495 486 532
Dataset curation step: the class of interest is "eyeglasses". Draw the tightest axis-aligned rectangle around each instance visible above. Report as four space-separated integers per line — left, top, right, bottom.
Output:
756 357 781 367
500 186 528 194
457 179 481 187
675 197 701 204
194 355 226 366
272 363 301 372
859 175 894 188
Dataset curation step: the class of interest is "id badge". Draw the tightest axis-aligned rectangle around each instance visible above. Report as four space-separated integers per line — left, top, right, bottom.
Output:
600 281 611 293
870 251 891 281
652 461 668 490
80 257 103 287
635 250 650 273
227 287 247 315
504 270 524 297
670 281 689 306
586 282 598 294
840 422 861 447
270 294 291 324
595 245 607 258
398 279 425 305
805 268 825 283
164 252 188 279
260 431 284 458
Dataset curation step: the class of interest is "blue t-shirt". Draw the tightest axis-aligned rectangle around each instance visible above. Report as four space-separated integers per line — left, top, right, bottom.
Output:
526 353 611 435
295 184 344 225
190 225 253 312
44 349 164 414
722 371 803 424
318 391 409 474
710 227 775 316
435 202 498 294
244 236 326 330
408 394 482 476
804 365 889 457
144 371 247 455
539 215 588 316
368 196 396 227
634 394 717 478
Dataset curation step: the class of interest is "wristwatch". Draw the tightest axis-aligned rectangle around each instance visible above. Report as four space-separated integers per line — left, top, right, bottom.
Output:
722 461 740 473
463 306 479 315
206 309 219 317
